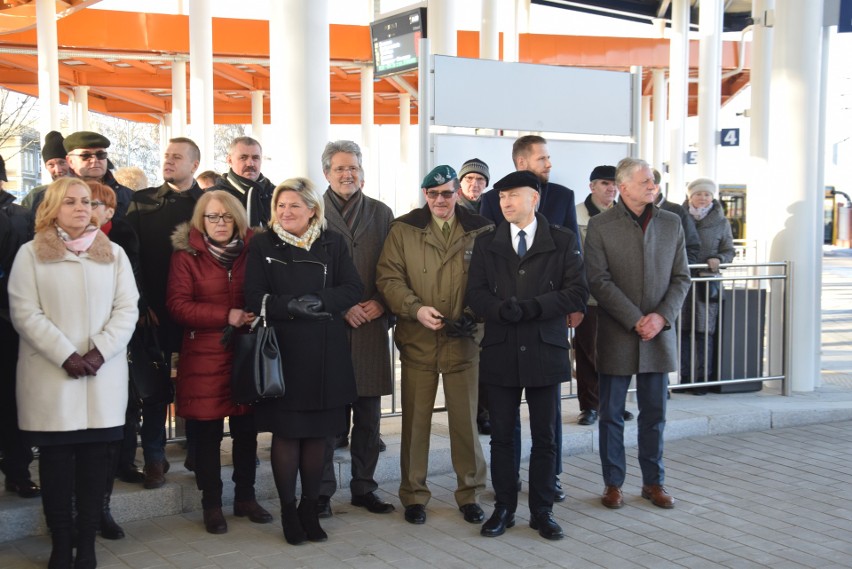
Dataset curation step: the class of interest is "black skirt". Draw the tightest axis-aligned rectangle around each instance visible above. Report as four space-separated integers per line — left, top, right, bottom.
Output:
254 404 347 439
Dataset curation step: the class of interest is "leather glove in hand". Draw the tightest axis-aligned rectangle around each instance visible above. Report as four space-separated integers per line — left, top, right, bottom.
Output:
82 347 105 374
498 296 523 323
288 294 332 320
518 299 542 321
62 353 98 379
443 314 478 338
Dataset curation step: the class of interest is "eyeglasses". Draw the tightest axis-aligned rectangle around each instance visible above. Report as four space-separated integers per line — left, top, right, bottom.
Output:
68 151 108 161
425 190 456 200
332 166 360 175
203 213 235 224
90 201 105 208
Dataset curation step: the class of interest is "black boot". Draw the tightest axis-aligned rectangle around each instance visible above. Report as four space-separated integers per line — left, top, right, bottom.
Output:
99 491 125 540
47 530 73 569
297 498 328 542
73 529 97 569
281 501 306 545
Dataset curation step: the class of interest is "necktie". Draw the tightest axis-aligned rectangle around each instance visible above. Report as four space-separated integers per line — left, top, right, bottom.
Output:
517 230 527 258
442 222 450 240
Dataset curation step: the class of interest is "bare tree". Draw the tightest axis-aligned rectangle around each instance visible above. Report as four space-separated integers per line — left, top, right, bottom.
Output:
0 89 39 159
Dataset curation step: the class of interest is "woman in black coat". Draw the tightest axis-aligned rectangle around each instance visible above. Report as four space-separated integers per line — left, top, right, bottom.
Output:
244 177 362 545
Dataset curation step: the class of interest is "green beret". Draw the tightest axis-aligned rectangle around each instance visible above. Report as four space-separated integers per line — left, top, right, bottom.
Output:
421 165 457 189
63 131 111 152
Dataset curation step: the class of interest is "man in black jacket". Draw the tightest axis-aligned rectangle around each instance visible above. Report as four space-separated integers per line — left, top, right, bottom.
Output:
213 136 275 227
466 170 588 540
126 137 203 490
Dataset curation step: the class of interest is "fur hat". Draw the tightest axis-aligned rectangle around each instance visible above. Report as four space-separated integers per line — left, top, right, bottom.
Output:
492 170 540 193
687 177 717 198
63 131 111 152
421 165 457 189
458 158 490 185
42 131 66 163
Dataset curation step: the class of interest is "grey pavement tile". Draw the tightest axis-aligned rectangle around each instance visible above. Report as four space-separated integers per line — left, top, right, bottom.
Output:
114 550 172 569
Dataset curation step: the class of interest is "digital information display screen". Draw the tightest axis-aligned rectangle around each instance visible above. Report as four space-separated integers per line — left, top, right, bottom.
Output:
370 8 426 78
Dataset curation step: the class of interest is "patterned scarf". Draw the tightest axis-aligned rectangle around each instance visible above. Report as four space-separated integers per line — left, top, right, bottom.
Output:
56 223 99 255
272 217 322 250
326 187 364 232
204 235 244 269
689 203 713 221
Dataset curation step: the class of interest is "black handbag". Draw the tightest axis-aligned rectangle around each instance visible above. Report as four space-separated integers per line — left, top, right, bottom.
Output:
127 313 174 404
231 294 285 405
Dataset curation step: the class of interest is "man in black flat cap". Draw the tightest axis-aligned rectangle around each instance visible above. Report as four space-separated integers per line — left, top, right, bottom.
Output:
63 131 133 219
377 165 491 527
21 131 72 211
466 170 588 540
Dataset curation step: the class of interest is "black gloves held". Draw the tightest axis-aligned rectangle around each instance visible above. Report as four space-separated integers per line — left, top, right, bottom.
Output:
288 294 332 321
518 299 542 321
443 314 478 338
62 353 97 379
498 297 523 323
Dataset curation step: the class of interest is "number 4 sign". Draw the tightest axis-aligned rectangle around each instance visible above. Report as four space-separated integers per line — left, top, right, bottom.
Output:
721 128 740 147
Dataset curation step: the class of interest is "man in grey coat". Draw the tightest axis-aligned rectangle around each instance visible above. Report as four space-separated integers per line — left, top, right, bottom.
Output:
319 141 395 516
583 157 690 511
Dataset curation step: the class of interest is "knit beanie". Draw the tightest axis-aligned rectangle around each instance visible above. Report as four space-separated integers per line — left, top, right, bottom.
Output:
458 158 490 185
687 177 717 198
42 131 66 163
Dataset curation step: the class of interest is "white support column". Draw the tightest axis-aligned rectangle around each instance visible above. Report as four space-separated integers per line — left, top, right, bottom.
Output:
361 63 375 178
767 0 823 392
418 37 432 203
748 0 773 258
399 92 411 211
697 0 723 180
652 68 667 175
161 113 172 158
502 0 518 62
67 90 79 132
189 3 215 169
481 0 499 60
35 0 61 135
73 86 90 131
251 90 265 145
171 60 187 138
642 94 652 160
667 0 690 203
428 0 457 56
631 65 643 158
270 0 330 183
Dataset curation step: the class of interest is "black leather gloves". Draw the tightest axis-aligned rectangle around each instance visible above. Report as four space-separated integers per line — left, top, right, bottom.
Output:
443 314 478 338
518 299 542 321
62 353 97 379
288 294 332 320
498 297 523 323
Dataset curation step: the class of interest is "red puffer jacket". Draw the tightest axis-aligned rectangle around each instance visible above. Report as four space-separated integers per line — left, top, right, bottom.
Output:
166 223 253 420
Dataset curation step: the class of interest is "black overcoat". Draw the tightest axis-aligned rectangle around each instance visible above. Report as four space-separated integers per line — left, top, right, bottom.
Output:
465 213 589 387
244 228 363 412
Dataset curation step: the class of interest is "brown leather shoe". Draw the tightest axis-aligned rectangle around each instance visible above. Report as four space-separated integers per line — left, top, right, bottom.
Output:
203 507 228 534
234 499 273 524
143 461 166 490
641 484 675 509
601 485 624 509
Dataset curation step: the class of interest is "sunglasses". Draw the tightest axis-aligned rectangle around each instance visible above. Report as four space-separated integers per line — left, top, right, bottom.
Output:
68 151 108 161
425 190 456 200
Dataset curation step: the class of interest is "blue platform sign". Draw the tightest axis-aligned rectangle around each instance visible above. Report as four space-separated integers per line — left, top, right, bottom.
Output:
721 128 740 147
841 0 852 33
686 151 698 165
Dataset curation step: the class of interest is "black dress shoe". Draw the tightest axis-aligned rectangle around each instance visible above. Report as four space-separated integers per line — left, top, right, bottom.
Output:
623 410 635 421
529 511 564 540
378 437 387 452
480 507 515 537
554 480 566 503
577 409 598 426
404 504 426 524
351 491 395 514
477 419 492 435
116 465 145 484
203 507 228 534
234 499 274 523
317 495 332 518
4 479 41 498
459 503 485 523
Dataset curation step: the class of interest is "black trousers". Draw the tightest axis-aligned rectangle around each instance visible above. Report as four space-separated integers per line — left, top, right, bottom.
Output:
320 395 382 497
489 383 559 515
0 320 34 484
188 414 258 510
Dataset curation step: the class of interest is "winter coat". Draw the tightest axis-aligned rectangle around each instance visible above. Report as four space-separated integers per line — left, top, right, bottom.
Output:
9 229 139 432
465 213 589 387
576 197 615 307
658 199 701 264
167 224 254 420
376 204 493 373
213 171 276 228
584 201 691 375
0 190 33 313
323 190 394 397
243 228 363 412
480 181 580 249
126 181 204 353
681 200 735 334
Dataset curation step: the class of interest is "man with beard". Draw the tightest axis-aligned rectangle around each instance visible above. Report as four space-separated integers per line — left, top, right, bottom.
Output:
317 140 395 518
127 137 203 490
213 137 275 226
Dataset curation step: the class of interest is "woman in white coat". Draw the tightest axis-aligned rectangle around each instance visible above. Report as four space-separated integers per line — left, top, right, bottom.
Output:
9 178 138 569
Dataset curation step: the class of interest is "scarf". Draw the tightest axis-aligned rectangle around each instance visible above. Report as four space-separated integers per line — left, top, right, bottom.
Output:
627 203 655 234
56 223 99 255
204 235 244 269
689 203 713 221
100 220 113 236
326 187 365 232
272 217 322 250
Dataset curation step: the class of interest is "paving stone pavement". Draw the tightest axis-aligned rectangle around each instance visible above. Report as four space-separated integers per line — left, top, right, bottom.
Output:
2 419 852 569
